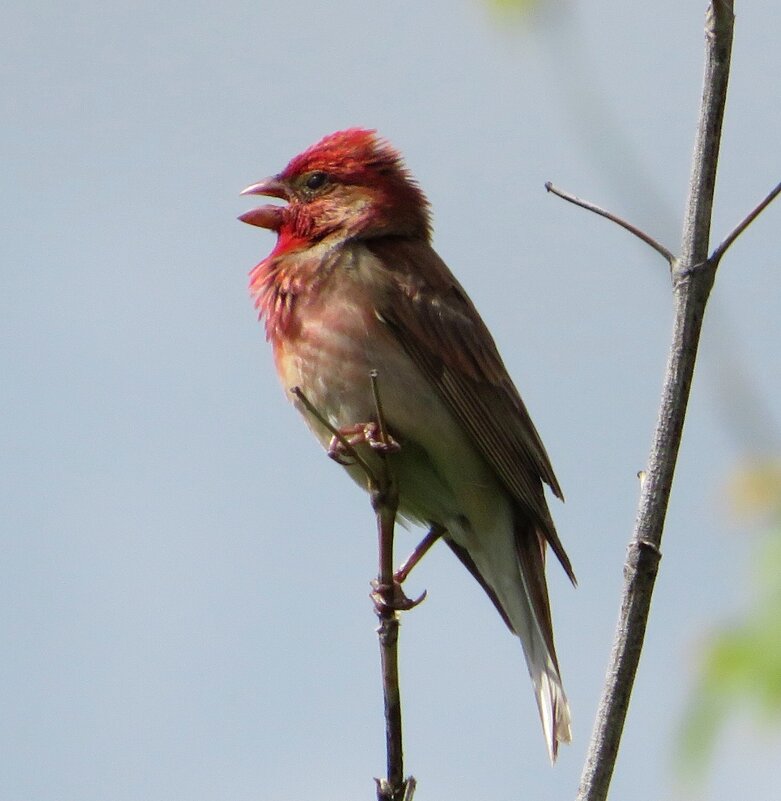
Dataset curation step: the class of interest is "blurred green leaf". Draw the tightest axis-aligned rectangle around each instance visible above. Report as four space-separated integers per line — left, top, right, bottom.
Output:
727 460 781 521
678 463 781 779
487 0 541 15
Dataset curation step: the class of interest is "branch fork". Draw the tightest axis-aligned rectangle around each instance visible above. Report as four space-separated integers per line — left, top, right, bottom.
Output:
544 179 779 278
545 4 779 800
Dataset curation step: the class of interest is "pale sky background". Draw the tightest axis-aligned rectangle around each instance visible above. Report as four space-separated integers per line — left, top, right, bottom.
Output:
2 2 780 800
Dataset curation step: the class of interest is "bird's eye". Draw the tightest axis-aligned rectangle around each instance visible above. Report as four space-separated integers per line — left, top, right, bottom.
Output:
304 171 328 191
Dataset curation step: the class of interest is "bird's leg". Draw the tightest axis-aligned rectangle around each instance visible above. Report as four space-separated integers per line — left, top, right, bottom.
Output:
394 525 444 583
328 422 401 465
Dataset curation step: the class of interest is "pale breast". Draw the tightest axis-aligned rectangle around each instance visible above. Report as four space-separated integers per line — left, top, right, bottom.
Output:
272 241 508 537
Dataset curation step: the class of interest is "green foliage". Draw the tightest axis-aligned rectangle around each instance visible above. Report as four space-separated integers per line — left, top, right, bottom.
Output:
678 462 781 778
487 0 541 15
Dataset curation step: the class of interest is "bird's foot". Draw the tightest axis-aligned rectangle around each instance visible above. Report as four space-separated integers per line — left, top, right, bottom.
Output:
370 578 427 614
327 422 400 465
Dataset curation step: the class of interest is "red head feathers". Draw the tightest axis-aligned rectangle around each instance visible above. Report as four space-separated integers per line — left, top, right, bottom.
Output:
240 128 431 242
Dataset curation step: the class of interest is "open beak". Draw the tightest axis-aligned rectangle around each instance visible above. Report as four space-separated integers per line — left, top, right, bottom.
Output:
238 176 289 230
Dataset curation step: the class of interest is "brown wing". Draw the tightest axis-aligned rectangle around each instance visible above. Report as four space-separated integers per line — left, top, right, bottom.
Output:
367 237 575 583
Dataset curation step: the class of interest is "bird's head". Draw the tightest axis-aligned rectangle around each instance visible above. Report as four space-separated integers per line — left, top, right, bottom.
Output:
239 128 431 244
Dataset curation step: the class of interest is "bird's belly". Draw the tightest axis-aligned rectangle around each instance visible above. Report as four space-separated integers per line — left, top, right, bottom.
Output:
273 300 506 537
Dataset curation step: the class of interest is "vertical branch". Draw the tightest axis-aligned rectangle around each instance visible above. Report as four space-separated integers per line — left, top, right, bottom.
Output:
369 370 415 801
681 0 734 264
576 3 735 800
291 381 413 798
373 473 404 800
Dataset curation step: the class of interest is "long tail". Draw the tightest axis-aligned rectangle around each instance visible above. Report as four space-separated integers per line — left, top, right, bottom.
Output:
446 516 571 762
514 520 572 762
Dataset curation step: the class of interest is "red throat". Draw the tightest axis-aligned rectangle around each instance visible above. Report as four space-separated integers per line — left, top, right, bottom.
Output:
248 229 315 343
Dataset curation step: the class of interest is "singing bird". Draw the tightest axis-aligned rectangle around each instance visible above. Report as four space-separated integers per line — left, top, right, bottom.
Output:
240 129 575 760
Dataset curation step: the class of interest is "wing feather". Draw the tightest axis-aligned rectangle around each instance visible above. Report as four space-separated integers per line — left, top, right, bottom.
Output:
367 237 575 583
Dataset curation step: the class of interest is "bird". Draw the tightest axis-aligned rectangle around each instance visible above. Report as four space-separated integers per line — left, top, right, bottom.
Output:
239 128 575 761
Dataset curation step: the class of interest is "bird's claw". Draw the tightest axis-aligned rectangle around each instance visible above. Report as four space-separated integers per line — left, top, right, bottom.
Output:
370 579 427 614
327 443 355 465
365 423 401 455
327 422 400 465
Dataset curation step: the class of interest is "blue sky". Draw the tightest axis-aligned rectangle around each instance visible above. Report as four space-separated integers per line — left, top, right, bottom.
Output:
2 2 780 800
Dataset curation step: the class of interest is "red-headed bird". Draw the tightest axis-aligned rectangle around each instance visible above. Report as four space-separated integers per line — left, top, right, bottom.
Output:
240 129 574 761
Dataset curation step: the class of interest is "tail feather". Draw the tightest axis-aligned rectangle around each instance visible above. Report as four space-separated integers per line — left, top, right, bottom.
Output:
514 518 571 762
534 663 572 762
443 512 572 761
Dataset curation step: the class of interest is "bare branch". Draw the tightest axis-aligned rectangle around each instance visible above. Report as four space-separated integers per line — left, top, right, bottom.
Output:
710 180 781 265
680 0 735 266
545 181 675 265
576 3 736 800
367 371 415 801
294 379 415 800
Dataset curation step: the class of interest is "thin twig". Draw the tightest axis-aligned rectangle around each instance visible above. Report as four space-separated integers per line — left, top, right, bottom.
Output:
368 371 414 801
576 3 736 800
293 380 414 799
545 181 675 265
370 370 391 447
710 180 781 265
290 386 378 483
